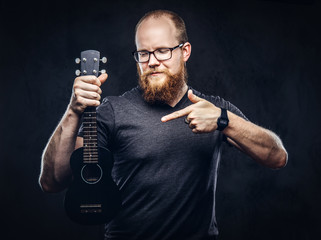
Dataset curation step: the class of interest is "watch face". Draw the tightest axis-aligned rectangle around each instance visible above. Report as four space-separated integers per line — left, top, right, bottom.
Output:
217 108 229 131
220 119 228 125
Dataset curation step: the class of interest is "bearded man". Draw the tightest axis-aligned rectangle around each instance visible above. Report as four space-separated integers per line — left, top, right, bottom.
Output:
39 10 287 240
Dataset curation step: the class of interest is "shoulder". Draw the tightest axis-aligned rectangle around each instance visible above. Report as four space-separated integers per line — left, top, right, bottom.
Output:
97 86 144 116
189 86 248 120
100 86 141 106
190 87 228 108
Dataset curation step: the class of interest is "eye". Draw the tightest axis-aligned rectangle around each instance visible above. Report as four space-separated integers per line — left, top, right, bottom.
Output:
138 51 149 57
157 48 170 54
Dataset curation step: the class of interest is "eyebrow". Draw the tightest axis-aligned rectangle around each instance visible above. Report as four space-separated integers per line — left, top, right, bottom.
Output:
137 46 170 52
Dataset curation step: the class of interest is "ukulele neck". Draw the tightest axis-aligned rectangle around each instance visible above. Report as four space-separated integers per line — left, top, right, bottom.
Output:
83 106 98 164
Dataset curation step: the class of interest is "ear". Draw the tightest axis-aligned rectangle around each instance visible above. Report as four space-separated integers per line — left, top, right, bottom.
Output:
182 42 192 62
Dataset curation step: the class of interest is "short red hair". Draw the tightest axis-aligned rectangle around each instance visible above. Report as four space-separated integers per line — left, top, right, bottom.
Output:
135 10 188 44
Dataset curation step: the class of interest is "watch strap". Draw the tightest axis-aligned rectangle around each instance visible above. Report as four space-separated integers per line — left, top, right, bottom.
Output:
217 108 229 131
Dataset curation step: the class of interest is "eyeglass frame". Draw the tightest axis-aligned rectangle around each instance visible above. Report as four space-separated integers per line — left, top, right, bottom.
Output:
132 43 184 63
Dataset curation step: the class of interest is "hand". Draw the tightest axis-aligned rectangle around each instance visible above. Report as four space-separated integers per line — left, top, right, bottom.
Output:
161 90 221 133
69 73 108 115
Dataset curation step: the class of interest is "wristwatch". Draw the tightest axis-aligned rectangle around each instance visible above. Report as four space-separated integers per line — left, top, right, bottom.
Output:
217 108 229 131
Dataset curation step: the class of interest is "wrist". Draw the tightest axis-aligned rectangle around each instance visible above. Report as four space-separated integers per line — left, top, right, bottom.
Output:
68 100 85 117
64 105 83 128
217 108 229 131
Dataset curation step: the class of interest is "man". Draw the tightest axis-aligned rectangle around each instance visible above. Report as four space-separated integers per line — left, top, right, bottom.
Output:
39 10 287 240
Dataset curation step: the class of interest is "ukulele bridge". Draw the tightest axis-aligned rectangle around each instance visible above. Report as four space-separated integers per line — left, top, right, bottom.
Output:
80 204 102 214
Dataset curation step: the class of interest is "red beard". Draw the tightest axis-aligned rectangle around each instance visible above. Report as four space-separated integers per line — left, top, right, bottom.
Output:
137 61 187 105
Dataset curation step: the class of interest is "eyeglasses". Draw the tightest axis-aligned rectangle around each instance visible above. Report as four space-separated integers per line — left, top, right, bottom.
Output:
132 43 184 63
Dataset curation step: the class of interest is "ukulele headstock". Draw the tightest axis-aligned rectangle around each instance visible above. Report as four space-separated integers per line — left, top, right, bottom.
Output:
75 50 107 77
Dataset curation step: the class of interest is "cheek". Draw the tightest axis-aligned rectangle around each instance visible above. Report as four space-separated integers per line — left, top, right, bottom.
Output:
165 60 181 75
139 63 148 73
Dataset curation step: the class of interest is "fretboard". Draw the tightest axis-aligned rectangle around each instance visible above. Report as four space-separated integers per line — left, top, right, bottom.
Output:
83 107 98 164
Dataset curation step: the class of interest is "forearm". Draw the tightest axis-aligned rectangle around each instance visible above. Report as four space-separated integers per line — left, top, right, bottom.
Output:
224 112 288 169
39 106 81 192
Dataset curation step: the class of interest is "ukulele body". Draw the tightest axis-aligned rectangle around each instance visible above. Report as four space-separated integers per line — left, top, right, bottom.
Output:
64 146 122 225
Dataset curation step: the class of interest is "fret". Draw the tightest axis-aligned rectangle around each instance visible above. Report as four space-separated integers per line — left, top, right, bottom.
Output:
84 133 97 135
84 143 97 146
83 152 98 155
83 116 96 120
83 157 99 160
83 151 98 155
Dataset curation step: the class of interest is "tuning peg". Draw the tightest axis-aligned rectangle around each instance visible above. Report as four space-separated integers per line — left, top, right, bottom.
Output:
75 70 88 76
93 57 107 64
100 69 106 74
75 57 87 64
100 57 107 63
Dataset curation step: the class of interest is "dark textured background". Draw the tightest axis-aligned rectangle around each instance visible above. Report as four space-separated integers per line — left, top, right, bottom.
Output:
1 0 320 239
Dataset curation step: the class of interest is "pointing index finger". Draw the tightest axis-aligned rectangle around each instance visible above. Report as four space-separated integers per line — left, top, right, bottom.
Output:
161 106 193 122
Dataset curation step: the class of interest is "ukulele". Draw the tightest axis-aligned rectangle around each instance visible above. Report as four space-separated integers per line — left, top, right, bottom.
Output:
64 50 121 225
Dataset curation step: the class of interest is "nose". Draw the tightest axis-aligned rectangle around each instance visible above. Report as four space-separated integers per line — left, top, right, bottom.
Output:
148 52 160 68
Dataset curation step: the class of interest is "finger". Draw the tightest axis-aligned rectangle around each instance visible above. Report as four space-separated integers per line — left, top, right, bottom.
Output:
76 75 102 86
98 73 108 85
76 89 101 101
189 122 196 129
74 81 102 94
192 128 200 134
77 96 100 107
161 106 193 122
184 116 190 124
188 89 204 104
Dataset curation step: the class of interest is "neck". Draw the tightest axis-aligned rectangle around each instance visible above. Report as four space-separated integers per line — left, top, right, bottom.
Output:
167 84 188 107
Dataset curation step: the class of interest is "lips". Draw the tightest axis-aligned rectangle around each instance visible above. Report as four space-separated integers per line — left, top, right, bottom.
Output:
150 72 162 75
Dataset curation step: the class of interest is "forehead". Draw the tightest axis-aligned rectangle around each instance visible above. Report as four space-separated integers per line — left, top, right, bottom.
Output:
135 16 178 50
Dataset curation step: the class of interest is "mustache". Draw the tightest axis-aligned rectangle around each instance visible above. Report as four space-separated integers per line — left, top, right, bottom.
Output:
140 69 167 78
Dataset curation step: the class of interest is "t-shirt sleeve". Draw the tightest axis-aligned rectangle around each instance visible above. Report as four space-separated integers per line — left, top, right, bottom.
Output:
207 95 248 121
77 97 115 150
204 94 249 146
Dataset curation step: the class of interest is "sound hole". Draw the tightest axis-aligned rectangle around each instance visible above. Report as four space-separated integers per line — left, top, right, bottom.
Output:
81 164 103 184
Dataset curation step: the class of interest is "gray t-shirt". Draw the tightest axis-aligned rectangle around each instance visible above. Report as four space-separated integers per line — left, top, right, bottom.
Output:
79 86 247 240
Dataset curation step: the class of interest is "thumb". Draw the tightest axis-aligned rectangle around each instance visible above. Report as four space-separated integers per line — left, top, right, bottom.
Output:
188 89 203 103
98 73 108 85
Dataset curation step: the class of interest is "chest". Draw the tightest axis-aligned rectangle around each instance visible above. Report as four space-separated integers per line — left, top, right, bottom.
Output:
111 105 219 163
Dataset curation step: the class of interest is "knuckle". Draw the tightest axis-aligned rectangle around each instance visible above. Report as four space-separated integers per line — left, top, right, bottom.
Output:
95 86 101 92
96 87 102 94
94 92 101 100
74 77 81 83
92 77 100 86
75 97 85 108
74 88 81 95
73 82 80 90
